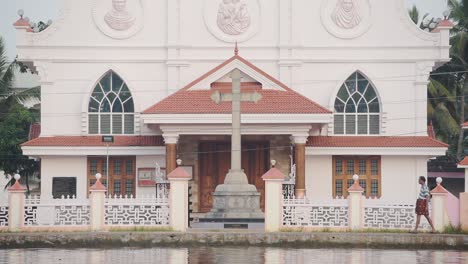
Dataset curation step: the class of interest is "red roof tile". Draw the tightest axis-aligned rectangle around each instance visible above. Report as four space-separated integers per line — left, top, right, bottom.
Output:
459 157 468 166
29 123 41 140
22 136 164 147
143 55 330 115
13 18 30 27
307 136 448 148
438 19 454 28
262 167 286 180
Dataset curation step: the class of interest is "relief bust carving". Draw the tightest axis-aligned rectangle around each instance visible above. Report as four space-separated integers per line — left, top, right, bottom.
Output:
332 0 362 29
105 0 136 31
217 0 251 35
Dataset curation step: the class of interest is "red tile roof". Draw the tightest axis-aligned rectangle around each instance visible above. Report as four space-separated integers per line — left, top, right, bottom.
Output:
13 18 30 27
262 167 286 180
143 55 330 115
22 136 164 147
459 157 468 166
307 136 448 148
438 19 454 28
28 123 41 140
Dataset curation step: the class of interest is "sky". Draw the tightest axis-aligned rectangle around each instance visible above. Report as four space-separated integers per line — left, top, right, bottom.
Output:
0 0 449 61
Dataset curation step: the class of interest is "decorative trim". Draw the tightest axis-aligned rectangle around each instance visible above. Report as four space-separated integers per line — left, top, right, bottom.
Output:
159 124 313 136
306 147 447 156
143 114 332 125
22 146 165 157
321 0 372 39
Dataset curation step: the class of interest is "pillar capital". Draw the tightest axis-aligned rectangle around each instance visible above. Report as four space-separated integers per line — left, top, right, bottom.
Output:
290 135 308 145
163 134 179 145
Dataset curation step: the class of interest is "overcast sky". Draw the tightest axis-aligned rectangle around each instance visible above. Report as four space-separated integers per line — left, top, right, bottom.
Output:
0 0 449 61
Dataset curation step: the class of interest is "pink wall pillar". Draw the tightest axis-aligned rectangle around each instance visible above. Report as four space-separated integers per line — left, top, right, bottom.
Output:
7 174 27 232
167 161 192 232
430 177 449 232
262 160 286 232
89 173 107 231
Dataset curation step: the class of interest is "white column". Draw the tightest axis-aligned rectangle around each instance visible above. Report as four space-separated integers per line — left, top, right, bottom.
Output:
89 173 107 231
348 175 364 230
8 174 27 232
263 161 286 232
168 166 192 232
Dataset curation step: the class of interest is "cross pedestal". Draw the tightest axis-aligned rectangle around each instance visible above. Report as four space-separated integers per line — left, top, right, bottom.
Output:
205 69 264 220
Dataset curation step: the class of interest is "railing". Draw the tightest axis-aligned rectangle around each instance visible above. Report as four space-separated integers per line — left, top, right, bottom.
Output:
156 182 170 200
105 194 170 227
282 184 295 199
363 199 430 230
0 205 8 227
24 195 90 227
282 198 349 228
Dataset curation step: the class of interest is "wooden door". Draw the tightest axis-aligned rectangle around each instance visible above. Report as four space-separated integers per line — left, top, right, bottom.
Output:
198 141 269 213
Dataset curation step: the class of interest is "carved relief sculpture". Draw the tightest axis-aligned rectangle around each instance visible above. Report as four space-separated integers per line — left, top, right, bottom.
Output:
331 0 362 29
217 0 251 35
105 0 136 31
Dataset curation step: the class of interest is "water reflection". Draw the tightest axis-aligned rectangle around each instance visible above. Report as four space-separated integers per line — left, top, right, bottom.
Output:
0 247 466 264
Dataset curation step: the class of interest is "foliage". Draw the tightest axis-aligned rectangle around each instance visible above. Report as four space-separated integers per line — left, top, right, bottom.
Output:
0 36 40 191
408 5 441 32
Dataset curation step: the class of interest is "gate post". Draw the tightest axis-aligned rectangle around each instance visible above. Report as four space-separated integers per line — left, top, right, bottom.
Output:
90 173 107 231
168 164 192 232
8 174 27 232
348 175 364 230
262 160 287 232
430 177 449 232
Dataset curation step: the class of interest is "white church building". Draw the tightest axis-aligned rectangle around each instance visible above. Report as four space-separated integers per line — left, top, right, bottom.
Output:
16 0 451 214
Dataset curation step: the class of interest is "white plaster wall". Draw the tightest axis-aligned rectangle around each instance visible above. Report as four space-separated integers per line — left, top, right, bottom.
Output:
306 155 333 201
0 171 9 205
305 155 427 204
14 0 449 138
135 155 165 197
40 157 87 200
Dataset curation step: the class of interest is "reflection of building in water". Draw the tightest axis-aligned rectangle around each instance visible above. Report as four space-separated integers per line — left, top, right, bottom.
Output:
217 0 251 35
105 0 136 31
188 247 264 264
332 0 362 29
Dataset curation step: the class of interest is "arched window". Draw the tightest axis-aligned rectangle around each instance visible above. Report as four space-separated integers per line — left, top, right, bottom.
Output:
334 72 380 135
88 71 134 134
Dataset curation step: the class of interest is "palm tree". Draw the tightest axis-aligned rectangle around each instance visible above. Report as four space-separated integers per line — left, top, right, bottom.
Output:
448 0 468 160
408 5 441 32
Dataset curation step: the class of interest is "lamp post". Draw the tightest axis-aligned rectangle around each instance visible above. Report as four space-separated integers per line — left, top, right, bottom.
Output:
102 136 114 195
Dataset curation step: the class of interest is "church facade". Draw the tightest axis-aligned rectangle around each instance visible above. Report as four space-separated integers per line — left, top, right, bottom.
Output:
16 0 450 213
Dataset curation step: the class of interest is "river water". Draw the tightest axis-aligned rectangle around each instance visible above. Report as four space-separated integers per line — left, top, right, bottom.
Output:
0 247 466 264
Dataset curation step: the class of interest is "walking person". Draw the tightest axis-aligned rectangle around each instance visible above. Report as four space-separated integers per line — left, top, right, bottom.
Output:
412 176 436 233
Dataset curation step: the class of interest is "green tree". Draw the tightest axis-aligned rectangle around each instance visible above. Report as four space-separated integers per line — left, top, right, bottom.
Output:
0 36 39 191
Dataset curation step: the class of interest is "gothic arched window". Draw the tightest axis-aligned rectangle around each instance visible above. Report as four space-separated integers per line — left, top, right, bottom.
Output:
334 72 380 135
88 71 134 134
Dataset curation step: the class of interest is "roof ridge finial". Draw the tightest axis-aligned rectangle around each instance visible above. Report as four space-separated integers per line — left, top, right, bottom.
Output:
234 41 239 56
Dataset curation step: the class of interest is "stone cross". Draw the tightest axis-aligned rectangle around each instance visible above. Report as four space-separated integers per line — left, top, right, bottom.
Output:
211 69 261 184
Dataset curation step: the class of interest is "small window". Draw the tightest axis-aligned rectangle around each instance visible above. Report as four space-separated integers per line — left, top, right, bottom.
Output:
333 156 381 198
52 177 77 199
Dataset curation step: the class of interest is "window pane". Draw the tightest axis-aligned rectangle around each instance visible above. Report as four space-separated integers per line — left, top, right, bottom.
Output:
100 99 111 113
334 115 344 135
337 85 349 102
357 115 368 134
90 160 98 175
107 92 117 104
89 99 100 112
359 160 366 174
89 179 96 188
345 101 356 113
345 115 356 134
364 86 377 102
334 98 345 112
123 99 134 113
91 85 104 102
335 159 343 175
347 179 354 189
357 100 368 113
371 160 379 175
101 114 111 134
113 180 121 195
89 115 99 134
112 114 123 134
357 73 368 94
126 160 134 176
369 115 380 134
371 180 379 197
347 160 354 175
369 100 380 113
124 114 134 134
112 99 123 113
359 180 367 196
126 179 134 195
335 180 343 197
112 73 124 92
114 160 122 175
100 73 111 93
346 74 357 94
120 85 132 102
